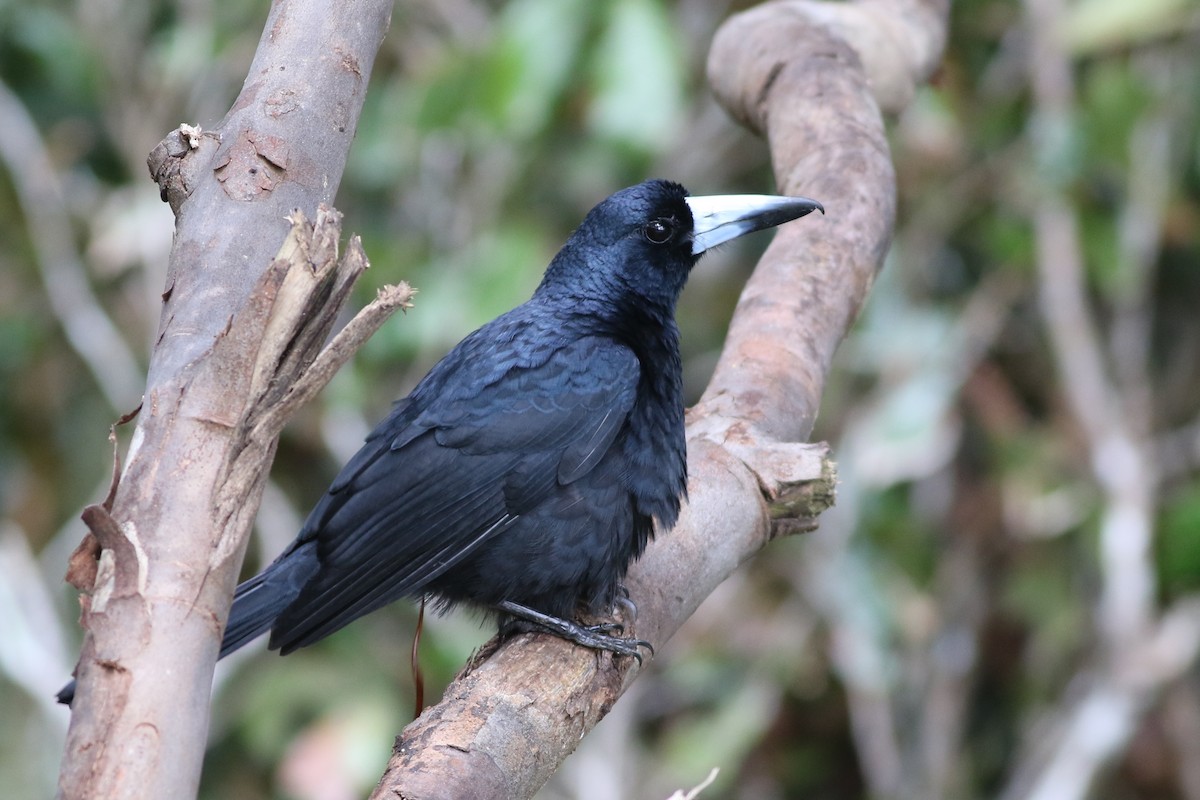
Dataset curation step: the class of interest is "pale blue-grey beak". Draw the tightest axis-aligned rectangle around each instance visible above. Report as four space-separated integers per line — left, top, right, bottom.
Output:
686 194 824 255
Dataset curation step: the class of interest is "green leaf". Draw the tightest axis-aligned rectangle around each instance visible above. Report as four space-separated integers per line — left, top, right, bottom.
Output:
1063 0 1197 55
1159 481 1200 596
586 0 685 153
483 0 590 137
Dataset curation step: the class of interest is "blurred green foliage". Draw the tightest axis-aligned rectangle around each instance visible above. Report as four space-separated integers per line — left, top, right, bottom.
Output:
2 0 1200 798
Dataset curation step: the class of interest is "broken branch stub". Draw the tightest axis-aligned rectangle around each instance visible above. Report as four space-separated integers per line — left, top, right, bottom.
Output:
147 125 218 213
208 206 414 563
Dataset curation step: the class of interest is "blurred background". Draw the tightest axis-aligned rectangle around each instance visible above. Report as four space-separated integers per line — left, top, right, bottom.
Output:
2 0 1199 798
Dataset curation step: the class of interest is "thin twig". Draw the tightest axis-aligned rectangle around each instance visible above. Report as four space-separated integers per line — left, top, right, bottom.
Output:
251 278 415 443
665 767 720 800
0 78 144 412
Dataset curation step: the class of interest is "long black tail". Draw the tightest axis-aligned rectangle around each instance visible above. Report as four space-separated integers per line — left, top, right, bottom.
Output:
219 541 318 657
56 541 318 706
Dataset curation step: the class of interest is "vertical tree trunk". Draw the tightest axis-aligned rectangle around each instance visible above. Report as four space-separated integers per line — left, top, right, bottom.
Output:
57 1 396 798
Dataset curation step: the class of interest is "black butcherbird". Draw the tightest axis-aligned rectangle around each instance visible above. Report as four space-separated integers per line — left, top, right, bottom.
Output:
59 180 820 706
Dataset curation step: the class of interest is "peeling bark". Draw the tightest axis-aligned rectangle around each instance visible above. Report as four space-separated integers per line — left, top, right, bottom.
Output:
56 0 397 797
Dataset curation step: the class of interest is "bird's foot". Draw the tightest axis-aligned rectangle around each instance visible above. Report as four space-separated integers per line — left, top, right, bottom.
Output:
497 600 653 664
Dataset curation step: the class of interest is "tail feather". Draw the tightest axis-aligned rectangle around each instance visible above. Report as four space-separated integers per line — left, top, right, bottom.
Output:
220 542 318 658
56 542 319 706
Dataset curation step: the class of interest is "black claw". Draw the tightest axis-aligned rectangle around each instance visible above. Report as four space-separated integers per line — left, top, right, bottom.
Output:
611 583 639 624
614 594 638 624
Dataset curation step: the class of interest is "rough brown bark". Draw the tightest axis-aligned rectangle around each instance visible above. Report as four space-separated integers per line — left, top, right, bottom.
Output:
56 1 397 798
370 1 949 798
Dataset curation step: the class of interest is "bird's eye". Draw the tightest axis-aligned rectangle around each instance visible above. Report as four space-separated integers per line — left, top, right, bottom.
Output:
643 218 675 244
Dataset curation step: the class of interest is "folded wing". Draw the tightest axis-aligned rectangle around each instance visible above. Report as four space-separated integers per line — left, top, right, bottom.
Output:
267 335 640 653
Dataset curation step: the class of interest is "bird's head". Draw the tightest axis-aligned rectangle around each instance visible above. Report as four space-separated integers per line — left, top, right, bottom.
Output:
537 179 822 315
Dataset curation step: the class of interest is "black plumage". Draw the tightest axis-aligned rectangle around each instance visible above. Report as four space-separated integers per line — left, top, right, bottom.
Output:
58 179 820 705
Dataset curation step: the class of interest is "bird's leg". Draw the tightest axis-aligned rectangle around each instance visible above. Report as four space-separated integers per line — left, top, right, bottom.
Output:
496 600 653 664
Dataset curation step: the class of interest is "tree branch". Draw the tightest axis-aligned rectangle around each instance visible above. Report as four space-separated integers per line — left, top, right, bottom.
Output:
369 2 950 797
56 1 396 798
0 78 144 412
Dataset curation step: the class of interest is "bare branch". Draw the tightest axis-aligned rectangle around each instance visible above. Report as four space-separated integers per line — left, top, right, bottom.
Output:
56 1 396 797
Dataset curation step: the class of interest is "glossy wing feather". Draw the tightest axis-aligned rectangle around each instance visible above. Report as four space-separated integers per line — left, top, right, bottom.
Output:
267 335 639 652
